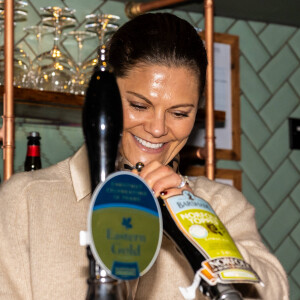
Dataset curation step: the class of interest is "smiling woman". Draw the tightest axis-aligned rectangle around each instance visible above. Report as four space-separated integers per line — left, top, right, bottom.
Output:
117 65 199 166
109 13 207 197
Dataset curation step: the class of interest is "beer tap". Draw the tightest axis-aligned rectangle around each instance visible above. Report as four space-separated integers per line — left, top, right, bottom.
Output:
82 69 132 300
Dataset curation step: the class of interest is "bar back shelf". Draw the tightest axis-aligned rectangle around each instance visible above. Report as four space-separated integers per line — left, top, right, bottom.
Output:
0 86 225 125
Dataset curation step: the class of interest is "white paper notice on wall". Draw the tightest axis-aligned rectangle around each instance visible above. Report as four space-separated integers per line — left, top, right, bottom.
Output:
188 42 232 150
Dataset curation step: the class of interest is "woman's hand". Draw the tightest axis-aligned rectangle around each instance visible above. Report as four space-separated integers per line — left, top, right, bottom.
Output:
133 161 192 198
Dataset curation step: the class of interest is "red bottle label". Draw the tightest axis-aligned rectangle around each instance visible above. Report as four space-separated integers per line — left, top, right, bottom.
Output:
27 145 40 157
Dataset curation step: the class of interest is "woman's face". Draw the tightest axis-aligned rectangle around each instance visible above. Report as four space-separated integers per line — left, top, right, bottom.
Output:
117 64 199 166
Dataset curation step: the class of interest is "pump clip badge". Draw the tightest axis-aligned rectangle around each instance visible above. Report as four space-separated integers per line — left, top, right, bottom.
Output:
88 171 163 280
165 190 261 286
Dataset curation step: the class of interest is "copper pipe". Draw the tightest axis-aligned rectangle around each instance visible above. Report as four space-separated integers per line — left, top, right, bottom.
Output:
204 0 215 180
2 0 15 181
180 146 207 162
125 0 188 18
0 121 3 140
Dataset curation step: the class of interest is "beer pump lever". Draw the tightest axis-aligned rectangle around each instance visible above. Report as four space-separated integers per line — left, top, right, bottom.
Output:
82 70 132 300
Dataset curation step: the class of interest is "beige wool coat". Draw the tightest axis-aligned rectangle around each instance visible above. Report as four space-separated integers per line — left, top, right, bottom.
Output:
0 146 288 300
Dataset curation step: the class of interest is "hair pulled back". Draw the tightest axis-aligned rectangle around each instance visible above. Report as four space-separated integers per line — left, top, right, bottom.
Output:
108 13 207 97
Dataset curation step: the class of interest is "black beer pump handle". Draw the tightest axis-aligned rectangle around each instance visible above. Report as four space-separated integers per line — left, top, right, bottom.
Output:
82 70 123 191
82 71 130 300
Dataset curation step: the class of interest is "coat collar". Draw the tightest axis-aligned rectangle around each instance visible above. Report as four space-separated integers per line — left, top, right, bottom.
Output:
68 145 181 202
69 145 91 202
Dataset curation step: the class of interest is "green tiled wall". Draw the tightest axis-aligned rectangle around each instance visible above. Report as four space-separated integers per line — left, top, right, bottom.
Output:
1 1 300 298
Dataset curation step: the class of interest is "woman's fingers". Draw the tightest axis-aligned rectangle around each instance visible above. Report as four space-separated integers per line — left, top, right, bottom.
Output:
136 161 191 197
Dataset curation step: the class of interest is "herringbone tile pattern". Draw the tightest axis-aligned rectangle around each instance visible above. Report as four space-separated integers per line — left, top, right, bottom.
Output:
0 0 299 298
215 16 300 299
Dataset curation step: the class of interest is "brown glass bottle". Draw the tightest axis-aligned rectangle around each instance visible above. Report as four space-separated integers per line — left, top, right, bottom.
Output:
24 132 42 171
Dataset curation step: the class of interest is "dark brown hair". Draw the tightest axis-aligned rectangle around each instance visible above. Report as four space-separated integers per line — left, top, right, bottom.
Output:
107 13 207 98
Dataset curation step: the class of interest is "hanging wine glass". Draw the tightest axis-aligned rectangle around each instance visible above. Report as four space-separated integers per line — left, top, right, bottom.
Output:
24 25 55 57
0 0 28 22
24 25 55 88
33 6 77 92
64 30 97 95
81 14 119 86
0 0 28 10
66 30 97 68
0 44 32 88
0 2 32 88
85 14 120 45
41 6 75 18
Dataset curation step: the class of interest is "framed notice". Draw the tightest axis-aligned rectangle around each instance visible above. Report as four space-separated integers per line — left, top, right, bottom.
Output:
187 33 241 161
